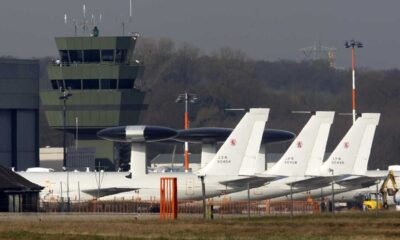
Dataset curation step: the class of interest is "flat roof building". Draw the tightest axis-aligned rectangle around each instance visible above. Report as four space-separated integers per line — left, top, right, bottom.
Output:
0 59 39 170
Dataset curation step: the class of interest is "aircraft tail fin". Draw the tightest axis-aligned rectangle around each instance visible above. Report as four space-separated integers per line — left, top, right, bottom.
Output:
238 112 271 175
197 108 270 176
320 113 380 176
266 111 335 177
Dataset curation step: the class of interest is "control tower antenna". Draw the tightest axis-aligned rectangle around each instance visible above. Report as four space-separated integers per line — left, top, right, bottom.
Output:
64 3 100 36
121 0 133 36
130 0 133 21
64 14 78 37
82 4 87 33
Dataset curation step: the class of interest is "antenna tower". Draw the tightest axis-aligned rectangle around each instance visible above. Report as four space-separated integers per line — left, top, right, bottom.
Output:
299 40 336 68
120 0 133 35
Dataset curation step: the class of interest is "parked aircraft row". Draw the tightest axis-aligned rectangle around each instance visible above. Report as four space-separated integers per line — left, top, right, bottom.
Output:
18 108 397 206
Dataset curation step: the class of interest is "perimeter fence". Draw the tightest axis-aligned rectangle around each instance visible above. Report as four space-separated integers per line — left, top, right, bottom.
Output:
40 199 323 216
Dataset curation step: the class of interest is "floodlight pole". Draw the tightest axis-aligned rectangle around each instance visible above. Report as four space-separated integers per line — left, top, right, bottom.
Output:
345 39 363 124
176 92 198 173
63 97 67 169
184 92 189 173
59 88 72 170
351 46 356 124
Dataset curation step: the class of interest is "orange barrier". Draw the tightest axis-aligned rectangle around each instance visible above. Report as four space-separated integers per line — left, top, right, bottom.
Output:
160 177 177 220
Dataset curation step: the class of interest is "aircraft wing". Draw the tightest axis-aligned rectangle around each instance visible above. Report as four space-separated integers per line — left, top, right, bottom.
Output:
82 187 139 198
288 175 350 189
336 176 383 189
219 175 282 189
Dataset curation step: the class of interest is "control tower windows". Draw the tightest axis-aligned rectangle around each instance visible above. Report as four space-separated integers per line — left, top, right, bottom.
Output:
101 50 114 62
83 79 100 90
65 79 82 90
115 49 127 63
118 79 134 89
69 50 83 63
51 80 58 90
57 80 64 90
101 79 117 89
84 50 100 63
59 50 69 63
50 80 65 90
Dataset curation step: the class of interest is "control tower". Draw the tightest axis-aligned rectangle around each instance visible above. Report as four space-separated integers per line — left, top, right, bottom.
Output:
41 31 147 170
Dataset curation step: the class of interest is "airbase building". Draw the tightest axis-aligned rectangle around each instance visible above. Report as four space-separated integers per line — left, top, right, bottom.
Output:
0 59 39 170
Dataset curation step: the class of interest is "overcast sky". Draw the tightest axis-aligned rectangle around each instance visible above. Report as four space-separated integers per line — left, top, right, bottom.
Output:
1 0 399 69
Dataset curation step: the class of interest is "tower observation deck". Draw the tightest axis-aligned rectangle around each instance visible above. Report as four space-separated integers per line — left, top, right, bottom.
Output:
41 33 147 170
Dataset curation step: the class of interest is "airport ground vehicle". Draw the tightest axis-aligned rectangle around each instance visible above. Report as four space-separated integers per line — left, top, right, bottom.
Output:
363 192 383 210
362 170 398 210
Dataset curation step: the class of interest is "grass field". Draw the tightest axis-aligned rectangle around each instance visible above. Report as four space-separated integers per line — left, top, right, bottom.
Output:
0 212 400 240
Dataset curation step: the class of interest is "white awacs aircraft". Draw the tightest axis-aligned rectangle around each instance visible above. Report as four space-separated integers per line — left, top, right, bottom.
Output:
98 112 381 202
103 111 334 200
19 108 271 201
279 113 382 201
215 113 381 201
